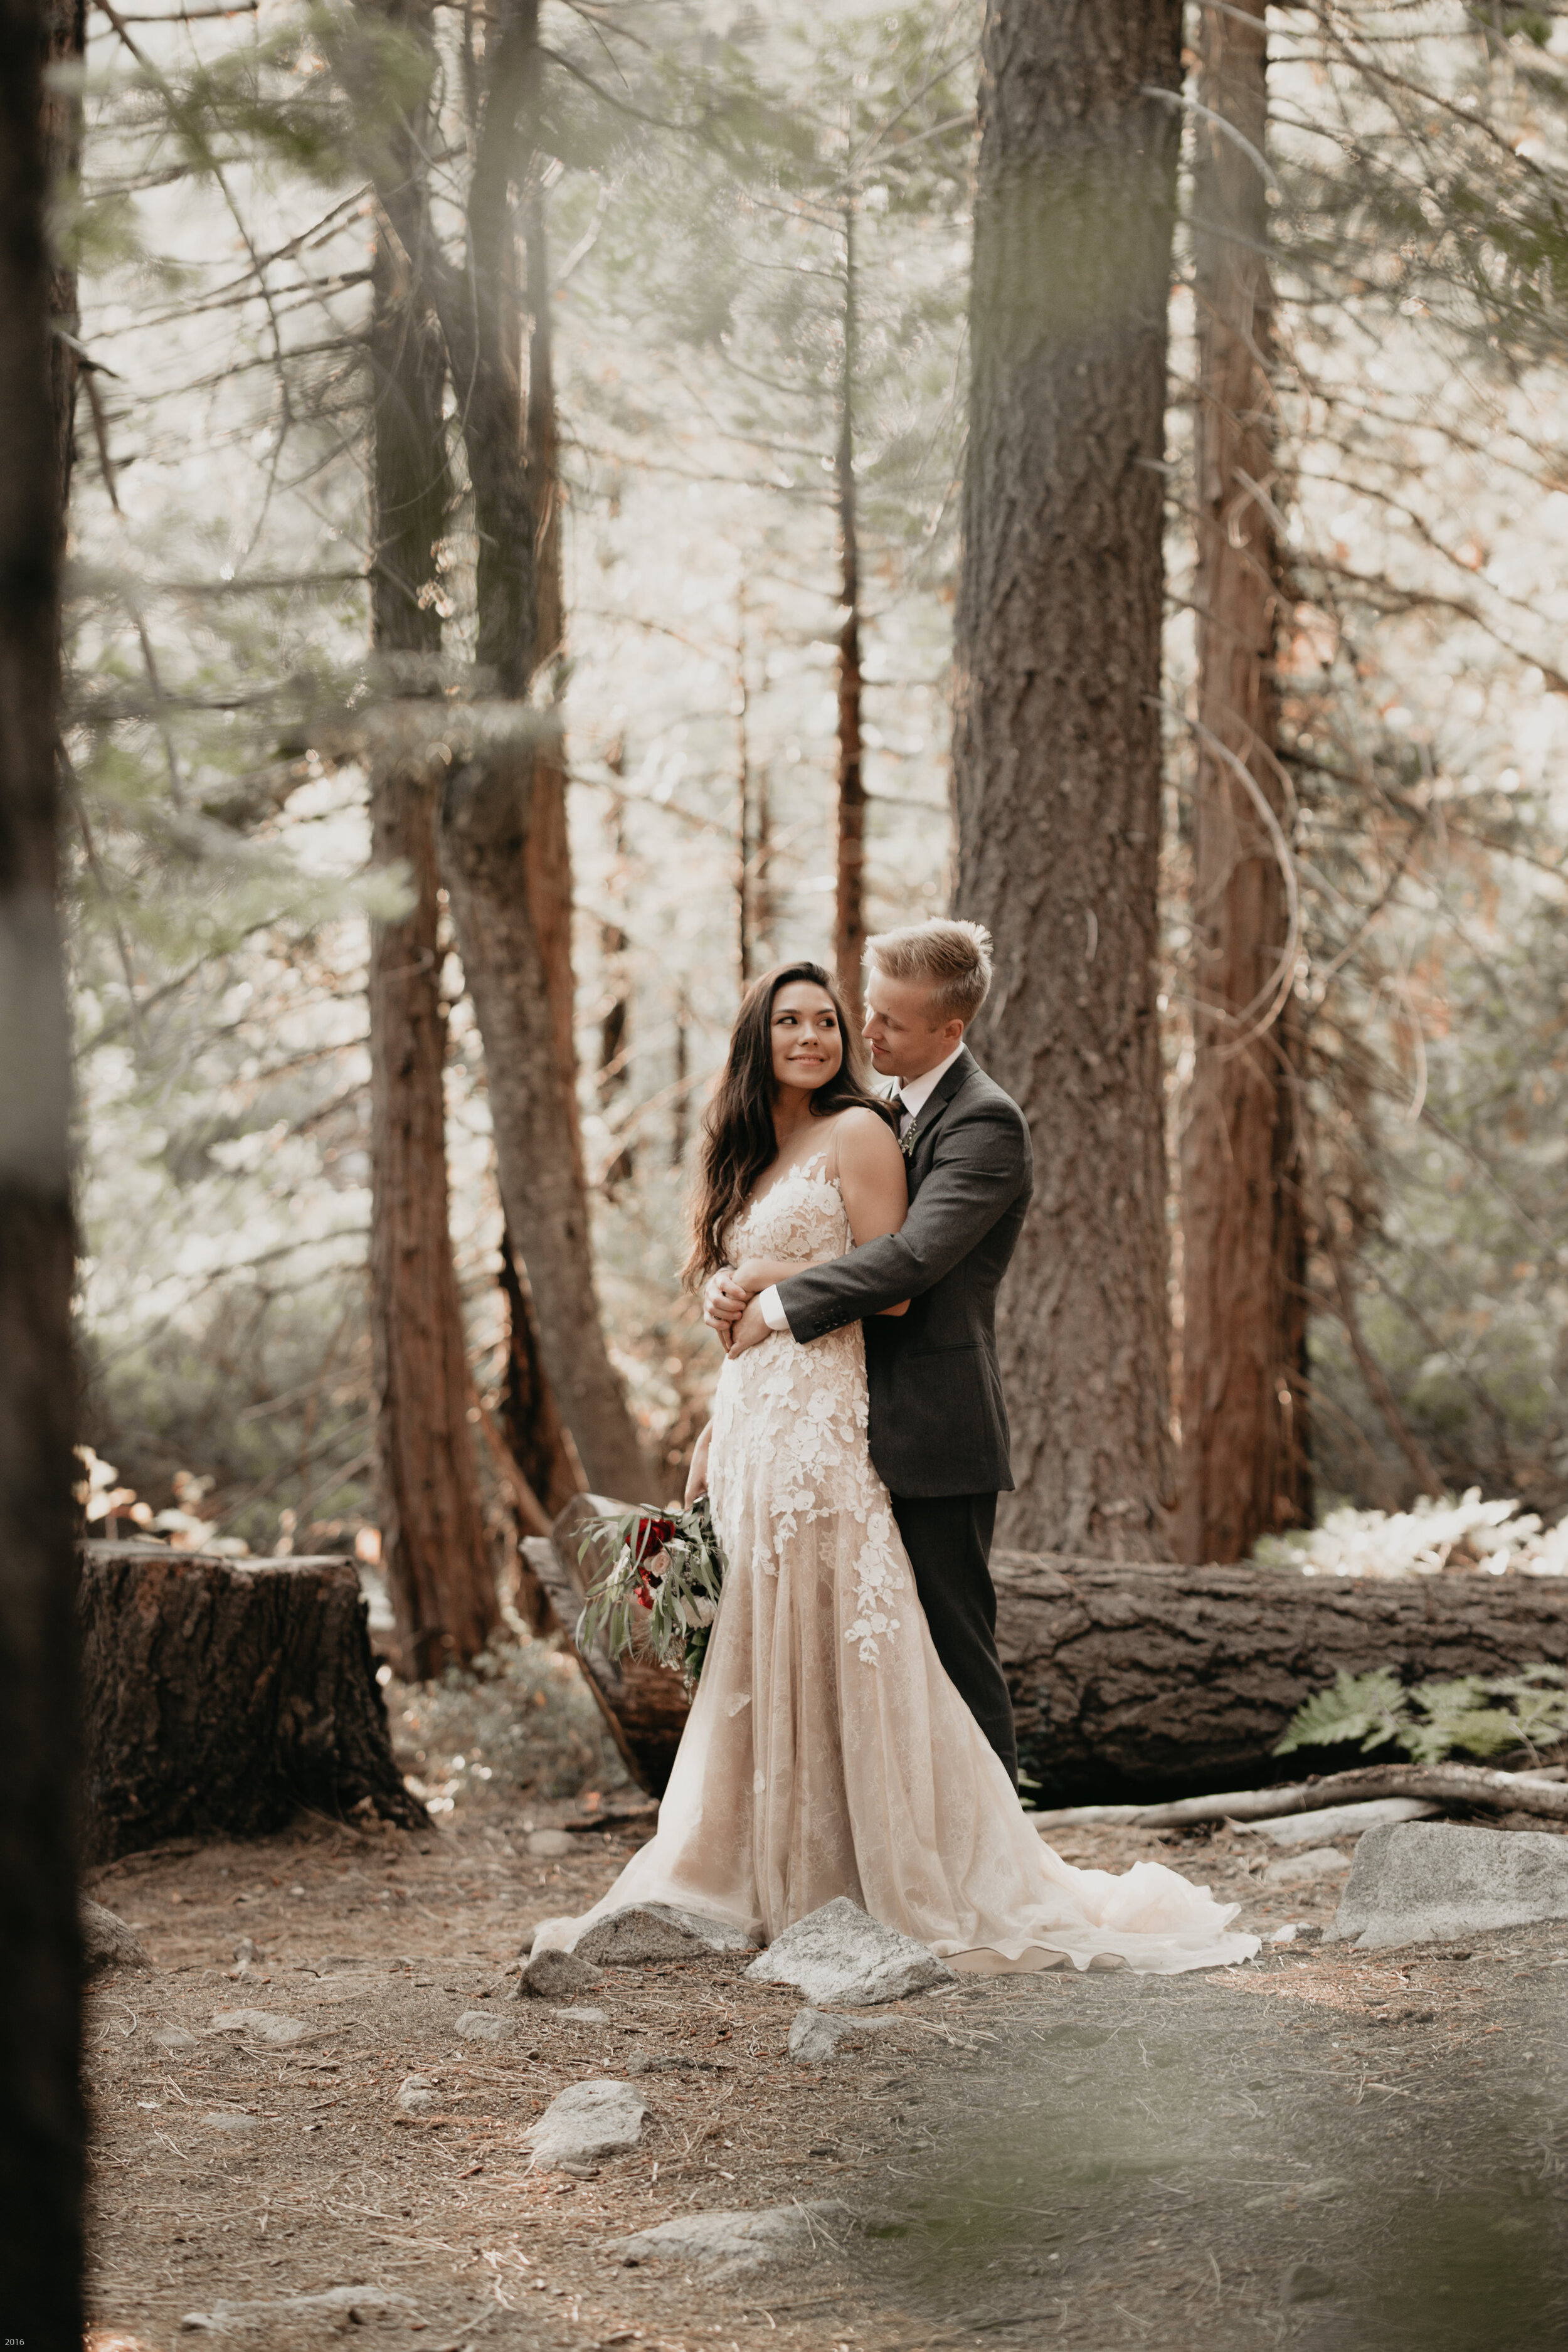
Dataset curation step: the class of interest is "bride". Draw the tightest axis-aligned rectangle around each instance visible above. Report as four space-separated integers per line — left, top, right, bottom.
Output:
532 961 1257 1976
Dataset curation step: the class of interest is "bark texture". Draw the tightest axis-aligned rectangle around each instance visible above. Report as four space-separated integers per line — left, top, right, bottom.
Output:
78 1545 426 1862
499 1228 585 1520
954 0 1185 1558
521 1502 689 1795
993 1552 1568 1803
834 195 866 1025
368 761 497 1677
1178 0 1310 1564
541 1512 1568 1809
0 6 83 2337
366 1 647 1496
443 753 651 1500
368 139 497 1679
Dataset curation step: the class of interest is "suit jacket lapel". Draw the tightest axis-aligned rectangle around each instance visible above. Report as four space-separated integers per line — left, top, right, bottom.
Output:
905 1047 975 1175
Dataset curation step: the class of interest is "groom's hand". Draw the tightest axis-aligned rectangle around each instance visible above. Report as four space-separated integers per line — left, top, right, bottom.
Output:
724 1296 770 1357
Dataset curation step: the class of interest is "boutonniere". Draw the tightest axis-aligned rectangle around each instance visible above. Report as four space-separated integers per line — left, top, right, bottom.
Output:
899 1118 919 1160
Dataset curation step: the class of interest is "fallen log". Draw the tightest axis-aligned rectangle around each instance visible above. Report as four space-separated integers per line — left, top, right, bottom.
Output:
526 1510 1568 1804
80 1542 427 1862
993 1550 1568 1803
1027 1761 1568 1833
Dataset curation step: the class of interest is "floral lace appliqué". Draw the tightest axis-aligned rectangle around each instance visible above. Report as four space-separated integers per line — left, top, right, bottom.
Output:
708 1148 906 1664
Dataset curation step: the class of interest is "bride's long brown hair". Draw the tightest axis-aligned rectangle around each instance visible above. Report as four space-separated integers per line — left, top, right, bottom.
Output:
685 960 894 1285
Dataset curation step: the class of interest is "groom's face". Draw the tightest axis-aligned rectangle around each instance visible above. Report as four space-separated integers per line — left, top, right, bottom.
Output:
863 970 965 1082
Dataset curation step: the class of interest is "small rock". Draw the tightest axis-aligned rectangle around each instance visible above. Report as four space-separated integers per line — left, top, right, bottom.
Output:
524 2079 647 2171
575 1903 758 1966
1263 1846 1350 1886
556 2005 609 2025
1246 2176 1352 2213
396 2076 438 2113
199 2111 257 2134
207 2009 307 2047
81 1898 152 1976
526 1828 576 1858
1330 1821 1568 1951
745 1898 955 2008
151 2025 198 2053
514 1946 604 2001
609 2201 848 2277
181 2286 414 2331
455 2010 512 2044
788 2006 897 2063
1281 2262 1337 2305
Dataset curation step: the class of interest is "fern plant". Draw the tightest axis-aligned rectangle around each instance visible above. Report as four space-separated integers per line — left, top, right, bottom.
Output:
1275 1663 1568 1766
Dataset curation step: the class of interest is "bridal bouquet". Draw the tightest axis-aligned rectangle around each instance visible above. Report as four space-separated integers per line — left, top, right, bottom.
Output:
575 1496 726 1688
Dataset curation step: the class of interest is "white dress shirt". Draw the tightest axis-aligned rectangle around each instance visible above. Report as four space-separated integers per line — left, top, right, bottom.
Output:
756 1042 966 1335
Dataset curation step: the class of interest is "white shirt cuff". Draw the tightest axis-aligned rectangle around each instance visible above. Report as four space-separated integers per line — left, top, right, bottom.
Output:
758 1285 790 1334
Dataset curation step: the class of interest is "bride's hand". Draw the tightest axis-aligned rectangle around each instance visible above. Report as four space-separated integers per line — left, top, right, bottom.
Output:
703 1265 749 1335
684 1422 712 1507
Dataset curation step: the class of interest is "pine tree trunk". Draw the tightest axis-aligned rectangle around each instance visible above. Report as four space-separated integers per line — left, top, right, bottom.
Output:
367 130 497 1680
498 1228 584 1519
79 1546 426 1859
0 6 83 2329
834 194 867 1025
1177 0 1310 1565
954 0 1184 1558
402 8 649 1499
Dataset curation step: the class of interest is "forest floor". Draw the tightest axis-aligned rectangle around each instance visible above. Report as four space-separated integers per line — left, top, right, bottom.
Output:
82 1675 1568 2352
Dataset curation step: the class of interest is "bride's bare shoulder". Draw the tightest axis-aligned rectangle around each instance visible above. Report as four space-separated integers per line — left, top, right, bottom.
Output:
824 1104 902 1172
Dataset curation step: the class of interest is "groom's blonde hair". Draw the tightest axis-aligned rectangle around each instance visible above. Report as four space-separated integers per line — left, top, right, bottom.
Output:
866 918 993 1027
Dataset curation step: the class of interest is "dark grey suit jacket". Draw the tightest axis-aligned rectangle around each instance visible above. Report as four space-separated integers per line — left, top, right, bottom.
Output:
775 1047 1032 1499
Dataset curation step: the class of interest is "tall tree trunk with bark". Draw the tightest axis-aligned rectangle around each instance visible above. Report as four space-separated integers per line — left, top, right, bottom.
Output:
368 0 649 1498
1178 0 1310 1564
0 1 84 2333
834 193 867 1025
366 24 497 1678
954 0 1184 1558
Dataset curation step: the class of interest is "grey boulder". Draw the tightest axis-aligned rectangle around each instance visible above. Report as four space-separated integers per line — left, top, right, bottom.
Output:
1330 1820 1568 1951
524 2078 647 2171
207 2009 307 2047
745 1898 955 2007
610 2201 849 2277
514 1945 603 2001
81 1899 152 1975
787 2006 897 2063
454 2009 512 2044
573 1903 758 1966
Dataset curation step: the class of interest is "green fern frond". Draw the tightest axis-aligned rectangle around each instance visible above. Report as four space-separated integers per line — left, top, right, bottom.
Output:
1274 1669 1411 1757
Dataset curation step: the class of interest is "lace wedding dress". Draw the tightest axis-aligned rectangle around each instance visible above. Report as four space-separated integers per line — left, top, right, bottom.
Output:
532 1147 1258 1976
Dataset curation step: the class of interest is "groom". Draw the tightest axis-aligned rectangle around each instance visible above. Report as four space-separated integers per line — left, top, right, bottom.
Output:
706 918 1032 1786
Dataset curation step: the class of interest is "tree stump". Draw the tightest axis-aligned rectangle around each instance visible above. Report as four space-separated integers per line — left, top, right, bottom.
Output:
80 1544 427 1863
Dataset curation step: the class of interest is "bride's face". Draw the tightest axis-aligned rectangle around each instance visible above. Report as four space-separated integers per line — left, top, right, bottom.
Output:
770 982 844 1096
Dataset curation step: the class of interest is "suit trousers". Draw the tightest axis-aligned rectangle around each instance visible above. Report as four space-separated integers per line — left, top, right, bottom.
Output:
889 1490 1017 1787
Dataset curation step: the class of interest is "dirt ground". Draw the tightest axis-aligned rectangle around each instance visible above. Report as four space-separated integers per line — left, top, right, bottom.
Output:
81 1671 1568 2352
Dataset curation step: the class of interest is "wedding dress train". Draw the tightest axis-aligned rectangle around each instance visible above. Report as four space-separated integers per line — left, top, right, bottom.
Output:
532 1152 1258 1977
